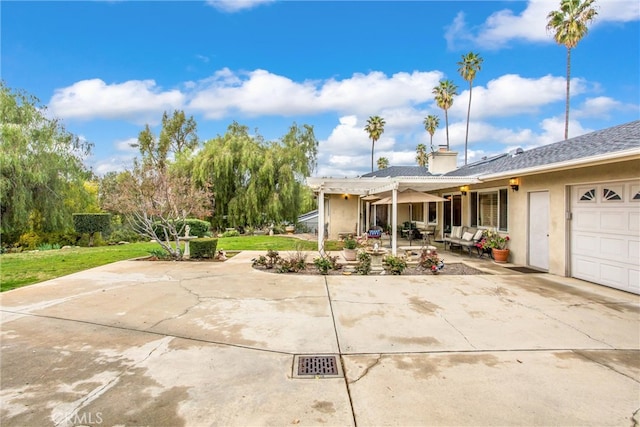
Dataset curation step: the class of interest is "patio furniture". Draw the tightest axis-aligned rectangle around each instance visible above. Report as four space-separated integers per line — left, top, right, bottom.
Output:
444 227 484 256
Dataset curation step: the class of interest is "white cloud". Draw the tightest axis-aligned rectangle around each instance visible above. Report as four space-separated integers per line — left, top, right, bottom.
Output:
188 68 442 119
114 137 139 153
49 79 184 124
446 0 639 50
206 0 274 13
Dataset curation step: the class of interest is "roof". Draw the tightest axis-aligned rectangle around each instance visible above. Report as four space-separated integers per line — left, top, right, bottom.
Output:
361 166 433 178
446 120 640 178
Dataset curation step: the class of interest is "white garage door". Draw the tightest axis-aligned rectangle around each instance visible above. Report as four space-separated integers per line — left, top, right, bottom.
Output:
571 180 640 294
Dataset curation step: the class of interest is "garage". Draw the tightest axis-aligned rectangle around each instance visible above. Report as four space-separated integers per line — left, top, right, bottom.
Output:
571 180 640 294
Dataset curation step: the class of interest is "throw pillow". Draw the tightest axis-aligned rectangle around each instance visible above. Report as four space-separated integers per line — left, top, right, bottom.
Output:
462 232 474 241
452 226 462 239
473 229 484 241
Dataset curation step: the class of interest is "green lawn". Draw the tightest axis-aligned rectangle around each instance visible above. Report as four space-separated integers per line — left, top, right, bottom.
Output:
0 235 340 292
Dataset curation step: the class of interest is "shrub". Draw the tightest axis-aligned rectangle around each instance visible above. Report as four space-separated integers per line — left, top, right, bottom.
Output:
152 219 211 239
276 251 308 273
190 238 218 259
313 254 341 275
354 251 372 275
73 213 111 246
343 236 358 250
252 250 280 269
383 255 407 275
17 231 42 250
221 229 240 237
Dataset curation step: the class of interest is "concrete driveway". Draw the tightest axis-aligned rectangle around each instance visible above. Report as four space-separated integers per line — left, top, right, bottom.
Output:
1 251 638 426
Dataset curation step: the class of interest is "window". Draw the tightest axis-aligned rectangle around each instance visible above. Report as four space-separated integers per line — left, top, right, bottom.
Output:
411 203 424 221
471 189 508 231
427 202 437 224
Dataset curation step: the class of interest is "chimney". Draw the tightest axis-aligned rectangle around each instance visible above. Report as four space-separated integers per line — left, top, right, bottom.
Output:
427 149 458 174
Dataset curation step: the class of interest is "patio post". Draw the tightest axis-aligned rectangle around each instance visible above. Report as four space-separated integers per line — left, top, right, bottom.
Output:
317 187 325 253
391 187 398 255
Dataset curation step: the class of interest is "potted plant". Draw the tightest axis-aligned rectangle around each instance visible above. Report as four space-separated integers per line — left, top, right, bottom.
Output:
479 229 510 263
342 235 358 261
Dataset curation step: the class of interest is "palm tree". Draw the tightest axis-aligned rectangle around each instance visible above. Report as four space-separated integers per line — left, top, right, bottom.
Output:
415 144 428 167
423 115 440 152
377 157 389 170
364 116 386 172
546 0 598 140
432 80 458 150
458 52 483 165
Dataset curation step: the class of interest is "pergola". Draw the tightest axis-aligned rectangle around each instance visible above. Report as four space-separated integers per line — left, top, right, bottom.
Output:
307 176 479 255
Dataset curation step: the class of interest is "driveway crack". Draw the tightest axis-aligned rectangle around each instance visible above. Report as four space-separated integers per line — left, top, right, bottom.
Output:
440 314 477 349
348 354 382 384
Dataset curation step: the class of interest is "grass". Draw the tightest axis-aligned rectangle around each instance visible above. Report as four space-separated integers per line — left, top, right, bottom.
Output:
0 235 341 292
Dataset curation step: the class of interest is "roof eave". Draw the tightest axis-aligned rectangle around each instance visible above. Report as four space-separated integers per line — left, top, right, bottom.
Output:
479 148 640 181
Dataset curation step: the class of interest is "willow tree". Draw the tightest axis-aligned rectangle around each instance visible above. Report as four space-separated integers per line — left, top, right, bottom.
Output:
423 115 440 152
458 52 483 164
364 116 386 172
547 0 597 140
193 122 318 230
432 80 458 150
0 82 93 243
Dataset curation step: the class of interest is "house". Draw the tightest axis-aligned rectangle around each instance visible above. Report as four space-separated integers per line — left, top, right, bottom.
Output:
307 120 640 294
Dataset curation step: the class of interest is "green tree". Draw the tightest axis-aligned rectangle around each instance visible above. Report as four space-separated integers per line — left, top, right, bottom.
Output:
0 82 93 243
415 144 428 167
458 52 483 165
547 0 598 140
432 80 458 151
193 122 318 230
364 116 386 172
131 110 199 170
423 115 440 152
377 157 389 170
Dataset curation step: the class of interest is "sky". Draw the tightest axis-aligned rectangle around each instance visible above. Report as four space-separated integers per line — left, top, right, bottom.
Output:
3 0 639 178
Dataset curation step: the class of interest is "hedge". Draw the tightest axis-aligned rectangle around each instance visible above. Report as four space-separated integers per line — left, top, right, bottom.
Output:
152 219 211 238
190 238 218 259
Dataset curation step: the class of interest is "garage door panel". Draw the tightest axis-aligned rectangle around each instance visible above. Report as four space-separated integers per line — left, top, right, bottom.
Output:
629 240 639 261
572 234 597 255
600 237 626 257
600 262 626 287
575 211 598 229
573 257 598 279
629 269 640 293
630 212 640 231
600 211 627 232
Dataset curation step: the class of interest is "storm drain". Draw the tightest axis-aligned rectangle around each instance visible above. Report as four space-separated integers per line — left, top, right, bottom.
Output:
293 355 343 378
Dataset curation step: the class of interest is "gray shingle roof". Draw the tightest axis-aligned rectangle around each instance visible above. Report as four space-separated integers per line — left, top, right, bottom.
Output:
445 120 640 177
361 166 433 178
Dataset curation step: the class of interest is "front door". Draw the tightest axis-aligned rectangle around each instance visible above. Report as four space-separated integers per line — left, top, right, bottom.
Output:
528 191 550 271
443 195 462 235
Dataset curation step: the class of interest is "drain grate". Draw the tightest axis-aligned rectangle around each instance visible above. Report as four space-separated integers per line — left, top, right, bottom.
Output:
293 355 343 378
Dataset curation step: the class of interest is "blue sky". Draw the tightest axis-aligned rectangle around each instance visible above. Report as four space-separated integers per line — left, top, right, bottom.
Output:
3 0 639 177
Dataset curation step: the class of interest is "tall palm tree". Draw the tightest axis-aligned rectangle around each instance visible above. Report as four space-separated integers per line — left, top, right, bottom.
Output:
457 52 483 165
423 115 440 152
364 116 386 172
415 144 428 167
546 0 598 140
377 157 389 170
432 80 458 150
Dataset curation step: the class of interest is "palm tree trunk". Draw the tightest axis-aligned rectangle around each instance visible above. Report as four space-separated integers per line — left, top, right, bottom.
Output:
444 110 450 151
465 82 472 164
371 139 375 172
565 47 571 140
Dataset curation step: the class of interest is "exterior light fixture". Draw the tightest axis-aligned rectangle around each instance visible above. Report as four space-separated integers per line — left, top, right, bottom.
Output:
509 177 520 192
459 185 470 196
344 194 349 200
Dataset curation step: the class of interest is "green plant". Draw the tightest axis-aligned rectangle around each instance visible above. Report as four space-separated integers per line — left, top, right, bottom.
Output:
222 229 240 237
190 238 218 258
73 213 112 246
343 236 358 250
275 251 308 273
148 248 172 260
383 254 407 275
478 229 510 250
37 243 61 251
313 254 341 275
354 251 372 275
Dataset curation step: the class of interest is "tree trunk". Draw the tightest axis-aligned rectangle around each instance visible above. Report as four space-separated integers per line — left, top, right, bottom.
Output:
371 139 375 172
465 82 472 164
444 110 450 151
565 47 571 140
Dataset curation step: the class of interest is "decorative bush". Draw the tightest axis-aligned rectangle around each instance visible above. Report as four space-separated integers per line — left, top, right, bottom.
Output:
313 254 342 275
17 231 42 250
73 213 111 246
190 238 218 259
354 251 372 275
222 229 240 237
382 255 407 275
152 219 211 239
